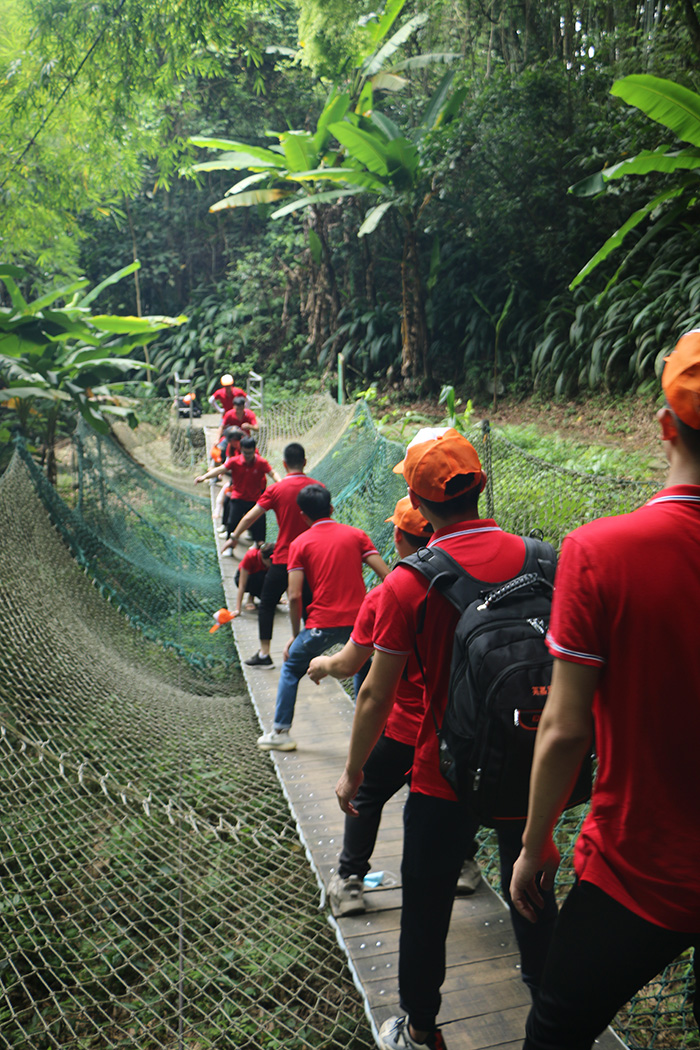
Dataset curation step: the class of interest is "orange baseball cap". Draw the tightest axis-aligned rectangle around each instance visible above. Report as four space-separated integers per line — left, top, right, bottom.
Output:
663 331 700 429
393 427 486 502
385 496 432 537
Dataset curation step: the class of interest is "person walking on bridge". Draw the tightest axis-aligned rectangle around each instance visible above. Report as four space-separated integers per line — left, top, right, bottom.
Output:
510 332 700 1050
257 483 389 751
336 428 559 1050
224 443 320 668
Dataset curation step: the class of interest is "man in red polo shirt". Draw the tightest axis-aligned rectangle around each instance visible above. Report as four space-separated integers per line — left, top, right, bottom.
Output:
219 395 258 439
226 443 320 668
208 374 246 415
256 483 389 751
195 435 278 544
308 497 482 917
336 429 559 1050
221 436 278 550
510 332 700 1049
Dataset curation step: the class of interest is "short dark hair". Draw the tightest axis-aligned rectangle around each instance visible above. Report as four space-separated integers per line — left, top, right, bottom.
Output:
399 526 433 548
240 435 257 451
284 442 305 469
420 478 481 517
233 395 246 406
675 412 700 457
223 426 245 442
297 483 331 521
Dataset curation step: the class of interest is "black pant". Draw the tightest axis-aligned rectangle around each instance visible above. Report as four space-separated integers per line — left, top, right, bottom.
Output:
256 563 312 643
257 563 289 642
234 567 266 601
524 880 700 1049
399 792 558 1033
224 497 265 543
338 733 414 879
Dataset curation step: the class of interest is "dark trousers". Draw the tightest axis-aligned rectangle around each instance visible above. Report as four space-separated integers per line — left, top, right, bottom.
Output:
256 563 311 643
338 733 414 879
399 793 558 1033
524 880 700 1050
224 497 265 543
234 568 266 601
257 563 289 642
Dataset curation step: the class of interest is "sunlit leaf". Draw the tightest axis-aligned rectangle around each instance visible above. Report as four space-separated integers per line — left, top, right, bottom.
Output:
612 75 700 148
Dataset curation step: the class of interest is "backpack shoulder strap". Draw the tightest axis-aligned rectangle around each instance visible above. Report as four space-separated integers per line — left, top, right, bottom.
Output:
521 535 557 585
400 545 486 615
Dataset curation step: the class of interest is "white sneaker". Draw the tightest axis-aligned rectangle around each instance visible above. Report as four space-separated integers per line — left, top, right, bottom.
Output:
221 548 233 558
455 857 482 896
216 525 228 535
328 872 365 917
257 729 297 751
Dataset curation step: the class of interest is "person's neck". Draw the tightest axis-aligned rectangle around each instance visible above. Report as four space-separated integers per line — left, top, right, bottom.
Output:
665 460 700 487
423 508 480 531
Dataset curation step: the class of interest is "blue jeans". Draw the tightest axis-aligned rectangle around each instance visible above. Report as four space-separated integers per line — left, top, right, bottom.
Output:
273 625 353 731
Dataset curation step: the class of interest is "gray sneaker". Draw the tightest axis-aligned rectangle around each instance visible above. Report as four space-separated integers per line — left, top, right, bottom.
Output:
378 1016 447 1049
328 872 365 917
455 857 482 896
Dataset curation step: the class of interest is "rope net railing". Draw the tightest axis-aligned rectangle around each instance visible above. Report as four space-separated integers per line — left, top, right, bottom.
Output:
0 452 374 1050
0 392 695 1049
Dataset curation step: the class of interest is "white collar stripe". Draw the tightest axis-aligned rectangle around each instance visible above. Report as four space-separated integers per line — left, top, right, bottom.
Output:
428 526 502 546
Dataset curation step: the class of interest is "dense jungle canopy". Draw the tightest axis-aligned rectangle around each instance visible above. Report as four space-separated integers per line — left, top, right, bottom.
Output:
3 0 700 421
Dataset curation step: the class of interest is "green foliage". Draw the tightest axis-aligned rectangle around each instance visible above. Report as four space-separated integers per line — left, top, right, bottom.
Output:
0 262 185 478
570 75 700 289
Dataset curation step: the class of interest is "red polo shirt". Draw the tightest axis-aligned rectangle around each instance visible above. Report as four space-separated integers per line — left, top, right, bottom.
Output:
221 407 258 430
239 548 267 575
373 521 526 800
212 385 246 412
351 582 424 748
547 486 700 931
255 473 321 564
226 453 272 502
287 519 378 629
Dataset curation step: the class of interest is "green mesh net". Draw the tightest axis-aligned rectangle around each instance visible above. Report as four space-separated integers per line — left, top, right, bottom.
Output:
0 393 695 1050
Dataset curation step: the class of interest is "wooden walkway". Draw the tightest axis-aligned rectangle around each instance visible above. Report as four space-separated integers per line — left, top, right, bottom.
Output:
202 451 624 1050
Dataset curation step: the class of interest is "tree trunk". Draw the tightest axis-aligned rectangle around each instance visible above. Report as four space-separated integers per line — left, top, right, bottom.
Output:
400 228 430 387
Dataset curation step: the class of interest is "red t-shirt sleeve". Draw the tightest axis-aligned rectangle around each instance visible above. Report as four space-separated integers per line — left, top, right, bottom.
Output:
547 534 607 668
358 530 379 560
351 586 380 648
373 569 418 656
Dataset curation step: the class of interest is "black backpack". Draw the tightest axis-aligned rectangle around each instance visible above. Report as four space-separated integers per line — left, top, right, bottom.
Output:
404 536 591 827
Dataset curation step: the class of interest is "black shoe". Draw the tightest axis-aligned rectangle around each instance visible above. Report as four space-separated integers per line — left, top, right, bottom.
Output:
245 652 274 668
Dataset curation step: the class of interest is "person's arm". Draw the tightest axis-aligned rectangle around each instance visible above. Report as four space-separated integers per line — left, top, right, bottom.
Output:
308 640 372 684
283 568 305 661
227 504 265 547
268 469 281 484
194 462 227 484
335 650 406 815
365 552 391 580
232 566 250 617
209 393 224 414
510 658 597 923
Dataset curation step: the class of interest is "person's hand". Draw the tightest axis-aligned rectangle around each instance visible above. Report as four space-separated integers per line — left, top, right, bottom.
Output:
335 768 363 816
510 840 561 923
194 475 205 484
283 637 295 662
307 657 328 684
231 609 241 619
